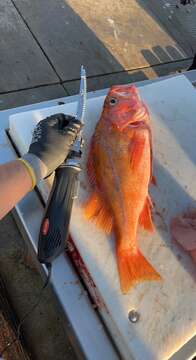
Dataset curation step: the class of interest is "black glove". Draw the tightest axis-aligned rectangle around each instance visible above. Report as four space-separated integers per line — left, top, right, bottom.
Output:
22 113 81 182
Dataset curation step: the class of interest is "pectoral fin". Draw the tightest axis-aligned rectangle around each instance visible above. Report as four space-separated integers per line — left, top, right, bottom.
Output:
129 133 146 171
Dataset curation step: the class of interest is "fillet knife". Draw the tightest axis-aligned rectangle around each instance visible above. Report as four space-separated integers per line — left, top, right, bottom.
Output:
38 66 87 264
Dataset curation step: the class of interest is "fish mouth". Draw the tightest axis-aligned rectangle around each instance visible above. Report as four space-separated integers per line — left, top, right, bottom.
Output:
114 106 147 131
115 120 144 131
128 120 145 128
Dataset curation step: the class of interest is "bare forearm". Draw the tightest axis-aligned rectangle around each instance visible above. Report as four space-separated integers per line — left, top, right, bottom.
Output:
0 115 80 220
0 160 32 219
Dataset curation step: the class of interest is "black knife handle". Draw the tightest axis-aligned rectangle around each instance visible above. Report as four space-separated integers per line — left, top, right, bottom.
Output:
38 165 80 264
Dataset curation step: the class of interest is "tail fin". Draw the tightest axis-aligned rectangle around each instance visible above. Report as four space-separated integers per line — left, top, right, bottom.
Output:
117 247 161 294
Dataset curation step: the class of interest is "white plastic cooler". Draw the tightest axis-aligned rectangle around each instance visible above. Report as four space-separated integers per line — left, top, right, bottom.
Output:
9 75 196 360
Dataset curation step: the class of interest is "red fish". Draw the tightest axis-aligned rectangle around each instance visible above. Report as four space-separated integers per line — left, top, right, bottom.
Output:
83 84 161 294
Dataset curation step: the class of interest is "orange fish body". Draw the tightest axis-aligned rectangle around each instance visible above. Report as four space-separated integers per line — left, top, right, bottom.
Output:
83 85 160 293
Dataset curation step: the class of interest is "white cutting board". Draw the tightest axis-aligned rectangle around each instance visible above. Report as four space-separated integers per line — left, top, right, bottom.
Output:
9 76 196 360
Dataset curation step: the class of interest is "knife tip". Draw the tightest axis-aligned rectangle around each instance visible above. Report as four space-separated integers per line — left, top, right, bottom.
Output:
80 65 86 77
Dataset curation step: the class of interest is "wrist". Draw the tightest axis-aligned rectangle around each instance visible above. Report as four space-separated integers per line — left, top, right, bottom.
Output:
17 158 36 190
22 153 48 184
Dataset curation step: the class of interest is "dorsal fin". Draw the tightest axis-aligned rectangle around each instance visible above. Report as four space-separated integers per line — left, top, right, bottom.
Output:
139 196 154 232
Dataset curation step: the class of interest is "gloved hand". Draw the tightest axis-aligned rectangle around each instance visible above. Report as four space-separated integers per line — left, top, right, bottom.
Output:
22 113 81 184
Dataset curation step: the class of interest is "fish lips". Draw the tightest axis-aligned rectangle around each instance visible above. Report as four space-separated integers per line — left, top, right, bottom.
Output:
113 120 145 131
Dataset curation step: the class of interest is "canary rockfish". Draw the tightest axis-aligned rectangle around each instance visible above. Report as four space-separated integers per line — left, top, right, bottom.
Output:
83 84 161 293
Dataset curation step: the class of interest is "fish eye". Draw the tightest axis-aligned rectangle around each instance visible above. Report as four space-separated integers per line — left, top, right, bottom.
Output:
109 97 118 106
